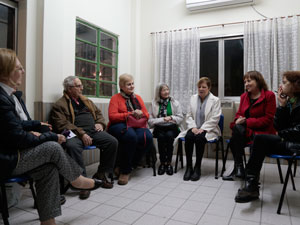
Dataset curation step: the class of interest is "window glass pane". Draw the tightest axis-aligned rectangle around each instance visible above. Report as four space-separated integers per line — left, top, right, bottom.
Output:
100 66 116 82
224 39 244 96
100 49 116 66
75 60 97 79
0 4 15 49
82 80 96 96
76 22 96 44
100 32 116 51
99 83 117 97
76 41 96 61
200 41 219 96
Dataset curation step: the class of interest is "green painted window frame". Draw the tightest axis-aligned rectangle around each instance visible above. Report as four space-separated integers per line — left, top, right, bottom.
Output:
75 18 119 98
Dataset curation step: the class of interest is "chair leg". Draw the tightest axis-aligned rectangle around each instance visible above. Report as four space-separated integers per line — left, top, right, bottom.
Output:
175 139 183 173
220 137 225 177
29 179 37 209
221 142 230 176
276 158 284 184
277 159 293 214
151 146 157 176
293 160 297 177
290 161 296 191
1 183 10 225
215 140 219 179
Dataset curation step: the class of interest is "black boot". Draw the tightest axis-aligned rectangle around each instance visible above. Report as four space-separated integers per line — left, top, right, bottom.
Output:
235 175 260 203
236 163 245 178
191 165 201 181
183 166 193 181
158 164 166 175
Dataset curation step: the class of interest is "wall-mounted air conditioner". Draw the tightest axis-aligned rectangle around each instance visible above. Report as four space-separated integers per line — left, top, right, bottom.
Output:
186 0 255 12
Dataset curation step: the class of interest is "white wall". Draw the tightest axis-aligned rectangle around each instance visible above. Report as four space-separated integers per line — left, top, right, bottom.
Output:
138 0 300 101
24 0 134 116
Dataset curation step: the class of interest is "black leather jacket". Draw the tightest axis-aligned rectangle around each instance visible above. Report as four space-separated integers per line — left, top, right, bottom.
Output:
274 98 300 143
0 86 58 178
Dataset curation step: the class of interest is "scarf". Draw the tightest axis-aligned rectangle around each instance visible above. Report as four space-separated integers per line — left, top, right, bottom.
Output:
158 98 170 118
120 90 141 112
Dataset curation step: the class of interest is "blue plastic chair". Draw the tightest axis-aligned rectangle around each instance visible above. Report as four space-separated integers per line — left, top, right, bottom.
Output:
175 114 225 179
1 175 37 225
267 153 300 214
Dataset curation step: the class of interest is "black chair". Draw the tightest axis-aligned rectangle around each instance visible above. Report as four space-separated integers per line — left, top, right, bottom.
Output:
175 114 225 179
0 175 37 225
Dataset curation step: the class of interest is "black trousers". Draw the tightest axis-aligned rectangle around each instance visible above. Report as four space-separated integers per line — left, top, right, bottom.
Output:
184 129 207 168
65 131 118 176
230 124 249 164
153 127 179 164
246 134 291 176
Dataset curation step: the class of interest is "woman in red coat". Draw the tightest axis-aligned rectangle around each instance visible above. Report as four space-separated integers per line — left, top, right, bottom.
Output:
108 73 153 185
223 71 276 181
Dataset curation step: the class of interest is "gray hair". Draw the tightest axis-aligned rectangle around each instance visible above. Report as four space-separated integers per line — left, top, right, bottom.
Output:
63 76 77 91
154 83 170 102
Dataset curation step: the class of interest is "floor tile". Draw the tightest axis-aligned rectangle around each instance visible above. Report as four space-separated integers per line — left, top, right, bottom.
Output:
148 204 177 218
197 214 230 225
125 200 155 213
109 208 143 224
133 214 168 225
172 208 203 224
88 204 120 219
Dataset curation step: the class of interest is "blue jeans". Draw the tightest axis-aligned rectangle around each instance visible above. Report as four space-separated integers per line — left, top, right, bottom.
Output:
108 123 153 174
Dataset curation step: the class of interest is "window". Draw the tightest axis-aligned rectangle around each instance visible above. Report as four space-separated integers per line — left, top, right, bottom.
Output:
0 1 17 49
75 18 118 98
200 36 244 99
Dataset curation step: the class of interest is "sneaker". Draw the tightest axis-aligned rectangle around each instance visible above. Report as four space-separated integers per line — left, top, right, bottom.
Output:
92 172 113 189
118 174 130 185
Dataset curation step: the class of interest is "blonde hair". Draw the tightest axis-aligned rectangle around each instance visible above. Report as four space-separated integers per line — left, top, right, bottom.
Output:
197 77 211 89
0 48 17 81
119 73 134 89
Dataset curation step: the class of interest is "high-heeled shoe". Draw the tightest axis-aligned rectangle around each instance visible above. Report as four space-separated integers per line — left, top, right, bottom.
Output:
70 178 103 191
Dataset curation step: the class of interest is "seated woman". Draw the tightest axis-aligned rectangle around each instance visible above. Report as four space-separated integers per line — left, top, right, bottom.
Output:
223 71 276 181
235 71 300 203
108 73 153 185
0 48 102 225
148 83 183 175
178 77 221 181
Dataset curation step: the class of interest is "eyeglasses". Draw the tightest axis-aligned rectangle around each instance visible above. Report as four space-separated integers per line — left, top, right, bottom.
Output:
70 84 83 88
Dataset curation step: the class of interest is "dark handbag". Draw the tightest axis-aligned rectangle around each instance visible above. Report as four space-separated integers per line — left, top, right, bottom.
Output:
126 114 148 129
155 122 178 131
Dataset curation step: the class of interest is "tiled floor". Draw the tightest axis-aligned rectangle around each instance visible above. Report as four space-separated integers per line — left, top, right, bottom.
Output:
2 158 300 225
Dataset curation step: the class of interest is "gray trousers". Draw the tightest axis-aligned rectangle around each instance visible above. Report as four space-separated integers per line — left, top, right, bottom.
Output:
65 131 118 176
11 141 82 222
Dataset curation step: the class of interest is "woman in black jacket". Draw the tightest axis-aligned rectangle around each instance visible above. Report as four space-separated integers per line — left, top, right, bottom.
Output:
0 48 102 225
235 71 300 203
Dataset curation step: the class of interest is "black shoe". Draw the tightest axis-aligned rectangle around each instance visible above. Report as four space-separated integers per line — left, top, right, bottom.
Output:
60 195 66 205
92 172 113 189
191 166 201 181
70 178 103 191
183 167 193 181
235 175 260 203
166 164 173 176
158 164 166 175
236 164 245 178
79 190 91 200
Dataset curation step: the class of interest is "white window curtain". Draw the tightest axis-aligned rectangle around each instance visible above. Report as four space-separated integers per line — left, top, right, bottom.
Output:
152 28 201 113
244 16 300 91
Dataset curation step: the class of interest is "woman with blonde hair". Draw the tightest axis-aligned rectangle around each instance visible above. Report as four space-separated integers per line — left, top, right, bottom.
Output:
108 73 153 185
148 83 183 175
0 48 102 225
